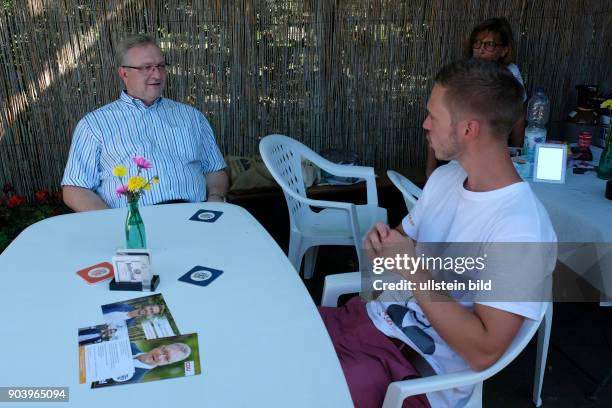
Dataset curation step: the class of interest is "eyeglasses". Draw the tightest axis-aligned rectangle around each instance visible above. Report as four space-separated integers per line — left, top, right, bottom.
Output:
121 63 169 74
472 40 502 52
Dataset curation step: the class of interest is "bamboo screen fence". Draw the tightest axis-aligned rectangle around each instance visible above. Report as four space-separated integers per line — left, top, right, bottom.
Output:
0 0 610 195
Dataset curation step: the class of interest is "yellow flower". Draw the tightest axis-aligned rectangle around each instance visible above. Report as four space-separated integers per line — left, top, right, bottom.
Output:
152 176 160 184
127 176 147 192
143 183 151 191
601 99 612 109
112 165 128 177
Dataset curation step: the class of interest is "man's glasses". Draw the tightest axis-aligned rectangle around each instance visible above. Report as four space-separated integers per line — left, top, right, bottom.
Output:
472 40 502 52
121 63 169 74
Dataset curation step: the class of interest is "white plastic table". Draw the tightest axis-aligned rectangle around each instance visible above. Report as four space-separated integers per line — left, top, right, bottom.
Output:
0 203 352 407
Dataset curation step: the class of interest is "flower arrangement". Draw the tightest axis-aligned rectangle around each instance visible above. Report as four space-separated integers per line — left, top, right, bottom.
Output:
112 157 159 203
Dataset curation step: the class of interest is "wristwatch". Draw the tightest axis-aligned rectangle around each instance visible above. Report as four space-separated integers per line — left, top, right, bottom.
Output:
207 192 226 202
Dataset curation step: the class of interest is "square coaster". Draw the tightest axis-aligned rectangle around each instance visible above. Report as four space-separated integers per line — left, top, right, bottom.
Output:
189 209 223 223
76 262 114 284
178 266 223 287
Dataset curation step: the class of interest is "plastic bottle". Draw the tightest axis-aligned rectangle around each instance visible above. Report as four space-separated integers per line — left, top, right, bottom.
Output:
523 87 550 168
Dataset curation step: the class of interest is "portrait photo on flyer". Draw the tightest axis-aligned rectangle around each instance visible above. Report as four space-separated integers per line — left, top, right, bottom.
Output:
100 294 180 340
90 333 201 388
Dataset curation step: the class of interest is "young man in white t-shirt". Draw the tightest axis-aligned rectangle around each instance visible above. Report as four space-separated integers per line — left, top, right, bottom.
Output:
319 59 556 408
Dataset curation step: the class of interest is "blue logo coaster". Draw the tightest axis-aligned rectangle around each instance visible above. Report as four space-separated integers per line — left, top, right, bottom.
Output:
189 209 223 223
178 266 223 287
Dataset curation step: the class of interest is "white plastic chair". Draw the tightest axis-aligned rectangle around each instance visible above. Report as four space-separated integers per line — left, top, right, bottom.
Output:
387 170 422 212
321 273 552 408
259 135 388 279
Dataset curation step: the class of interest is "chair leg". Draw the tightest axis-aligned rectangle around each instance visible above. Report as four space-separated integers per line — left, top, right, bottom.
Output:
303 246 319 280
287 234 303 274
533 304 552 407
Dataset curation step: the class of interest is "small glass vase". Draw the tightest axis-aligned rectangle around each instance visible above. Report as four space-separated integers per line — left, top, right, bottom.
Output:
125 200 147 249
597 126 612 180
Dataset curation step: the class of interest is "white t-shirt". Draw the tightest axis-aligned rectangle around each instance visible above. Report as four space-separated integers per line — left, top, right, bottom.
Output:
104 311 130 323
366 161 556 407
506 63 527 102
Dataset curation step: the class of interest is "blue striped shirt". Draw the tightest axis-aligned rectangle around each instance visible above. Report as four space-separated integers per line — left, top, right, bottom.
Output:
62 91 226 208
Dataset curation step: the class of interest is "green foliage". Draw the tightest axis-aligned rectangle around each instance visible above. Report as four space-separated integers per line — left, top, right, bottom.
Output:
0 183 71 254
3 0 13 13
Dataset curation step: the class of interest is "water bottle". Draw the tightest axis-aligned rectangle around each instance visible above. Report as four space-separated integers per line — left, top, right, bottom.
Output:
523 87 550 166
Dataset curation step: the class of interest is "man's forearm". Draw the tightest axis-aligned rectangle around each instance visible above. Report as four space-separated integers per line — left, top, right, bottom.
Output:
411 269 523 371
62 185 109 212
205 170 229 201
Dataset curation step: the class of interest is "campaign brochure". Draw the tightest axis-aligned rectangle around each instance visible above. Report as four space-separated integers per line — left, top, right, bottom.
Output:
90 333 201 388
101 294 179 340
78 324 133 384
79 294 201 387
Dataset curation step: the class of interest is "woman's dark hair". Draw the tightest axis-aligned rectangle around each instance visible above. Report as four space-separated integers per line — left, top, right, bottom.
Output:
464 17 516 65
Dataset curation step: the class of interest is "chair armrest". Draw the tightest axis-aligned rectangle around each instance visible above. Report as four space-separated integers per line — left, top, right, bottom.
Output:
289 192 356 213
321 272 361 306
301 150 379 206
382 369 486 408
279 179 354 212
319 164 378 206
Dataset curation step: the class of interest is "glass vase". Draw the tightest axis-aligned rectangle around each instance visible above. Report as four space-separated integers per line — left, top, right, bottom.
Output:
597 126 612 180
125 201 147 249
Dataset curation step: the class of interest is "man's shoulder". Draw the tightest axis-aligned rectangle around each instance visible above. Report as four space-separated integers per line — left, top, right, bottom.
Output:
426 161 464 189
489 183 557 242
76 99 126 128
431 160 463 177
160 98 203 115
102 303 132 312
87 99 126 115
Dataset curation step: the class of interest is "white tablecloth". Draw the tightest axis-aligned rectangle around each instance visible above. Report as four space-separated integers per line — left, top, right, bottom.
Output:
528 170 612 243
528 165 612 300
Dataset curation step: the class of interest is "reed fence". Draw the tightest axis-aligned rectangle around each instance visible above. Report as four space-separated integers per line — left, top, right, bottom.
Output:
0 0 610 195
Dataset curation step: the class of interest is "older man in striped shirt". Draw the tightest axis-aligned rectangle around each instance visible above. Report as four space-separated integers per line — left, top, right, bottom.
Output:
62 34 229 211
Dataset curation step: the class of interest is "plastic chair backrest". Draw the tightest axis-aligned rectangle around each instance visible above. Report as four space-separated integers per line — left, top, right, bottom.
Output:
259 136 309 227
387 170 422 212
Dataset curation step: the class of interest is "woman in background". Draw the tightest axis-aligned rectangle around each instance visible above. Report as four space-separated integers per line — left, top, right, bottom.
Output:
426 17 527 177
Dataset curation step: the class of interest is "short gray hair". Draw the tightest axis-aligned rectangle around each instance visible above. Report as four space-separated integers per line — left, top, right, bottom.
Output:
169 343 191 361
115 34 159 66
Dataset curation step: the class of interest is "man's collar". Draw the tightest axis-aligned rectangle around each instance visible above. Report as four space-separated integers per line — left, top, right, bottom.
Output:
119 91 163 109
133 353 156 369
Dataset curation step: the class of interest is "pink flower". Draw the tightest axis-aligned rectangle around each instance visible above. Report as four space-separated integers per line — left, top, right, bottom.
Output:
115 185 128 197
132 157 152 169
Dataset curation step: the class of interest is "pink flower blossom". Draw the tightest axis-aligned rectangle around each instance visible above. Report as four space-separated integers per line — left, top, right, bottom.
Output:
115 185 129 197
132 156 153 169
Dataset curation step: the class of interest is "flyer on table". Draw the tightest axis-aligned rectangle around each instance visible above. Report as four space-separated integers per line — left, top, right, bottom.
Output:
101 293 179 340
78 324 133 384
91 333 201 388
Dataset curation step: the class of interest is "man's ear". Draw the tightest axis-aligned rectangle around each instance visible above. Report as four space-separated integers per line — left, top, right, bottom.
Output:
461 118 481 141
117 67 127 83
